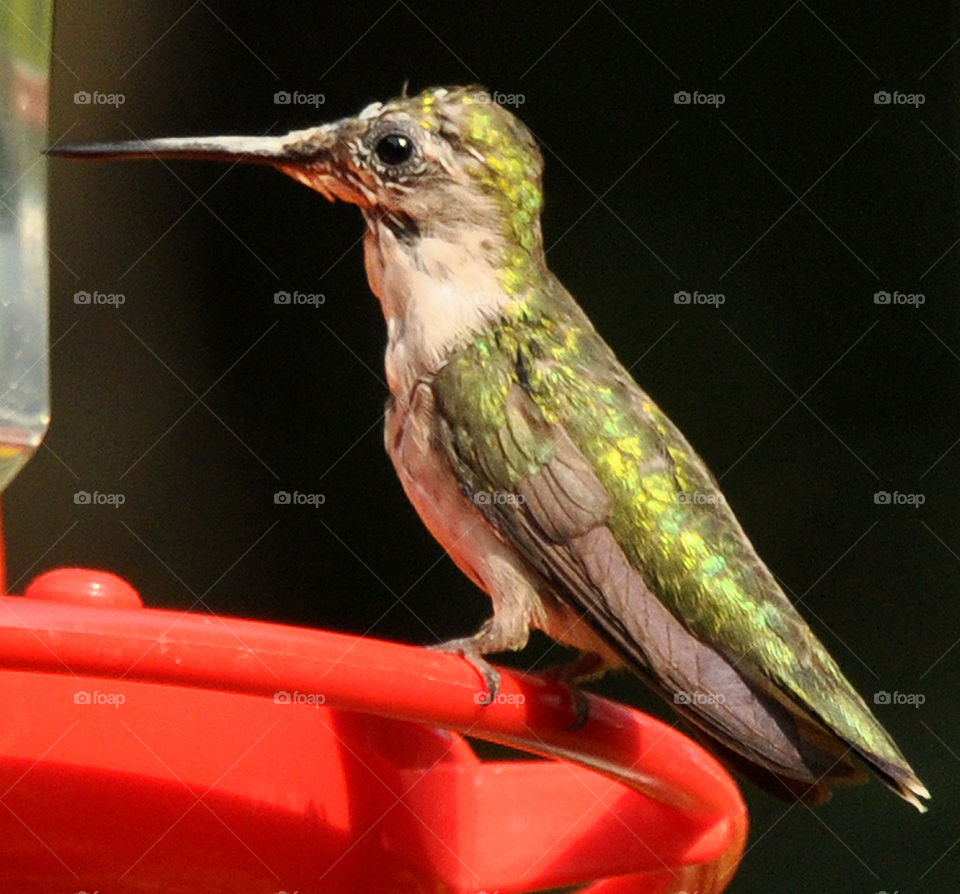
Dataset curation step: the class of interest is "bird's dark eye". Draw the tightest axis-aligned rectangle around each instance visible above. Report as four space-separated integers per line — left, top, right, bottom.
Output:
375 132 414 166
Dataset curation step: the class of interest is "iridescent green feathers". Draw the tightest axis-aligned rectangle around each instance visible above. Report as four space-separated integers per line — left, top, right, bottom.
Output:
65 83 926 809
430 274 929 809
365 87 929 810
403 86 546 295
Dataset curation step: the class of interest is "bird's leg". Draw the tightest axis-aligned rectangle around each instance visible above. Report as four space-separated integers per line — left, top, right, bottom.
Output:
430 611 532 704
544 650 607 684
542 651 605 729
430 553 544 703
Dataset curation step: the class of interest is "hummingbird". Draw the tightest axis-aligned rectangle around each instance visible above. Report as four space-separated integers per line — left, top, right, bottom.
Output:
52 85 929 811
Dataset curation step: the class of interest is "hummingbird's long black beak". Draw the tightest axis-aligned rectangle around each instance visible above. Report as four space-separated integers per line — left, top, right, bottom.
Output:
46 127 336 166
48 123 364 205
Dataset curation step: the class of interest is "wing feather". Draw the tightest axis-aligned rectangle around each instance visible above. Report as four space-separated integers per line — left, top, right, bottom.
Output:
429 287 927 805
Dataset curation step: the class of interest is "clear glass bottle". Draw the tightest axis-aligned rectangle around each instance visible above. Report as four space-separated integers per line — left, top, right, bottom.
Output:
0 0 52 491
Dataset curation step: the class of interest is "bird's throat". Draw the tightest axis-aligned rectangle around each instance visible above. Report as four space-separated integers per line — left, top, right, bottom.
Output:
362 214 519 399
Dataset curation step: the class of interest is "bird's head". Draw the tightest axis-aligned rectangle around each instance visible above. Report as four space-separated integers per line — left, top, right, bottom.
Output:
52 85 546 272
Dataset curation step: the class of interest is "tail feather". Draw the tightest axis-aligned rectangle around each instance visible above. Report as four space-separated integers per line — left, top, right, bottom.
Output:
847 742 931 812
675 691 930 812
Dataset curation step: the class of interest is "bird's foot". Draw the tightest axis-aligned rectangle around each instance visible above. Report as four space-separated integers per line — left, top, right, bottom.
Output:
542 652 604 730
548 677 590 731
429 637 503 704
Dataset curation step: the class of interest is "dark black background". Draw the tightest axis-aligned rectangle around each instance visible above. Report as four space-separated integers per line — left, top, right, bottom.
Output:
13 1 960 890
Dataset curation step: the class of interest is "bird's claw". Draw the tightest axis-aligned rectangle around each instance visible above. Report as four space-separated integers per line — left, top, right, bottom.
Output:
429 637 502 704
564 686 590 731
543 654 600 730
541 667 590 729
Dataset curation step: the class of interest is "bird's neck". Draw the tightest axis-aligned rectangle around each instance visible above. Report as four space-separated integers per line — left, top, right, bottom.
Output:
362 213 542 399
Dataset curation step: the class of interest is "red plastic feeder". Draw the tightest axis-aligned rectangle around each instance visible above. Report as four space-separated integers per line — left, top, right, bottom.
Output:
0 565 747 893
